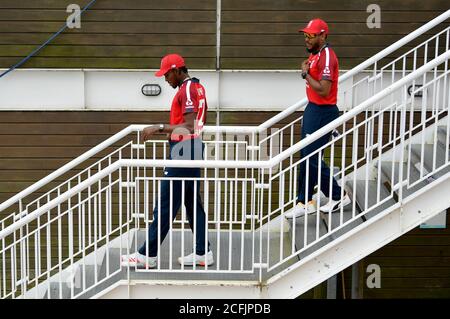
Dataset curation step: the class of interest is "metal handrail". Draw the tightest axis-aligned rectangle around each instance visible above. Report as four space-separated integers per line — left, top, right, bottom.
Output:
1 50 448 241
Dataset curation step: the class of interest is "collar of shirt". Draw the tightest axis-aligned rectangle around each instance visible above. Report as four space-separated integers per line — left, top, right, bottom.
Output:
178 77 192 88
311 43 329 56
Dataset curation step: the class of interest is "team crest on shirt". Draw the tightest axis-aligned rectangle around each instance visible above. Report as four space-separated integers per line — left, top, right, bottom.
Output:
323 66 331 75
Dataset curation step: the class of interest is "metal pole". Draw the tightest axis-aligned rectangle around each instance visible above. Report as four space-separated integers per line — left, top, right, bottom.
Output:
351 261 362 299
216 0 222 127
326 276 337 299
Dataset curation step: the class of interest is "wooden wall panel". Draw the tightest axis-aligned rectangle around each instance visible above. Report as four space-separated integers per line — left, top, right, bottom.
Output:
0 1 448 69
221 0 449 69
337 212 450 298
0 0 216 69
344 213 450 298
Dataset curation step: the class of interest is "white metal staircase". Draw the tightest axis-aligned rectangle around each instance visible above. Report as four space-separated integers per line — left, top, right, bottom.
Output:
1 10 449 299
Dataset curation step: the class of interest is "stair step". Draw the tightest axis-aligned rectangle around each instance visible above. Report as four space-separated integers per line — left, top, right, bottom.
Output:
72 265 99 298
40 233 136 299
346 179 396 221
380 161 431 200
59 229 297 298
437 126 449 149
42 264 100 299
44 281 71 299
317 193 364 248
289 209 330 252
132 230 285 273
380 162 409 187
410 143 449 179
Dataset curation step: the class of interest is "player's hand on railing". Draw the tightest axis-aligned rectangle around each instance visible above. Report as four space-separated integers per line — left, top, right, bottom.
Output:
141 125 160 143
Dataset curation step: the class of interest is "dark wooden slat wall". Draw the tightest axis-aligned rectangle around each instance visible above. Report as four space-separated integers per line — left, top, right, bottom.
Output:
340 212 450 299
0 0 217 69
0 1 448 69
1 110 449 298
221 0 449 69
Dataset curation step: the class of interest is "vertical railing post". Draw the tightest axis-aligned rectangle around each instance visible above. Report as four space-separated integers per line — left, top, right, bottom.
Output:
18 200 26 297
398 85 408 204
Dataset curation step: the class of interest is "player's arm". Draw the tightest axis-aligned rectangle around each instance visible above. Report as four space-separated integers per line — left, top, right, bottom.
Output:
161 112 195 135
140 113 196 142
305 75 332 97
301 53 334 97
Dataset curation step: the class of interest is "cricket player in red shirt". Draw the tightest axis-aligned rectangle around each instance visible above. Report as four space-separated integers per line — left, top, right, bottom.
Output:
121 54 213 268
286 19 350 218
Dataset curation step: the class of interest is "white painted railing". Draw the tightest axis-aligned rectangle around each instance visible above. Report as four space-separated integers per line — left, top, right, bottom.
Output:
0 50 449 298
265 50 450 276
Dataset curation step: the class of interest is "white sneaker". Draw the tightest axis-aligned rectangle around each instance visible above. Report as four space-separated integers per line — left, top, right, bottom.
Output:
178 250 214 267
319 193 351 213
120 252 157 268
284 200 316 219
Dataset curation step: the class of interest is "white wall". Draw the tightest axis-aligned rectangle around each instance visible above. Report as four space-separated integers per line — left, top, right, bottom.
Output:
0 69 323 111
0 69 85 110
0 69 446 111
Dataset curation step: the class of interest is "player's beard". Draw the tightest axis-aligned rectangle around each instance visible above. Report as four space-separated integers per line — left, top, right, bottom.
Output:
306 43 320 54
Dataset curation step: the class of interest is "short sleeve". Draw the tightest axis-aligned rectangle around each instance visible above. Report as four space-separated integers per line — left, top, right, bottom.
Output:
179 80 199 114
318 47 336 81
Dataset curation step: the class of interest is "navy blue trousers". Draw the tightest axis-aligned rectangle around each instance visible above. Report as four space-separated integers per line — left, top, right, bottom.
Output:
297 102 342 203
138 138 210 257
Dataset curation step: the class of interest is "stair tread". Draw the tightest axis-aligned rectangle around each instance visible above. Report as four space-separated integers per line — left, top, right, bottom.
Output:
437 126 448 148
410 143 447 173
380 161 415 186
346 178 396 221
48 230 296 299
43 264 99 299
290 209 331 255
380 161 430 198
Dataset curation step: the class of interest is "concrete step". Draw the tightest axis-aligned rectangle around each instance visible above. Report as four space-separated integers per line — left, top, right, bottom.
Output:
283 192 353 261
42 228 296 298
346 179 395 221
44 281 71 299
121 230 293 281
42 264 101 299
131 229 294 276
410 143 450 179
380 161 423 193
288 207 330 255
38 232 136 299
437 126 449 150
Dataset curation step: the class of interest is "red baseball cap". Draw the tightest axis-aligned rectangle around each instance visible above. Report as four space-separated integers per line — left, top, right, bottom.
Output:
155 53 185 77
300 18 329 35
